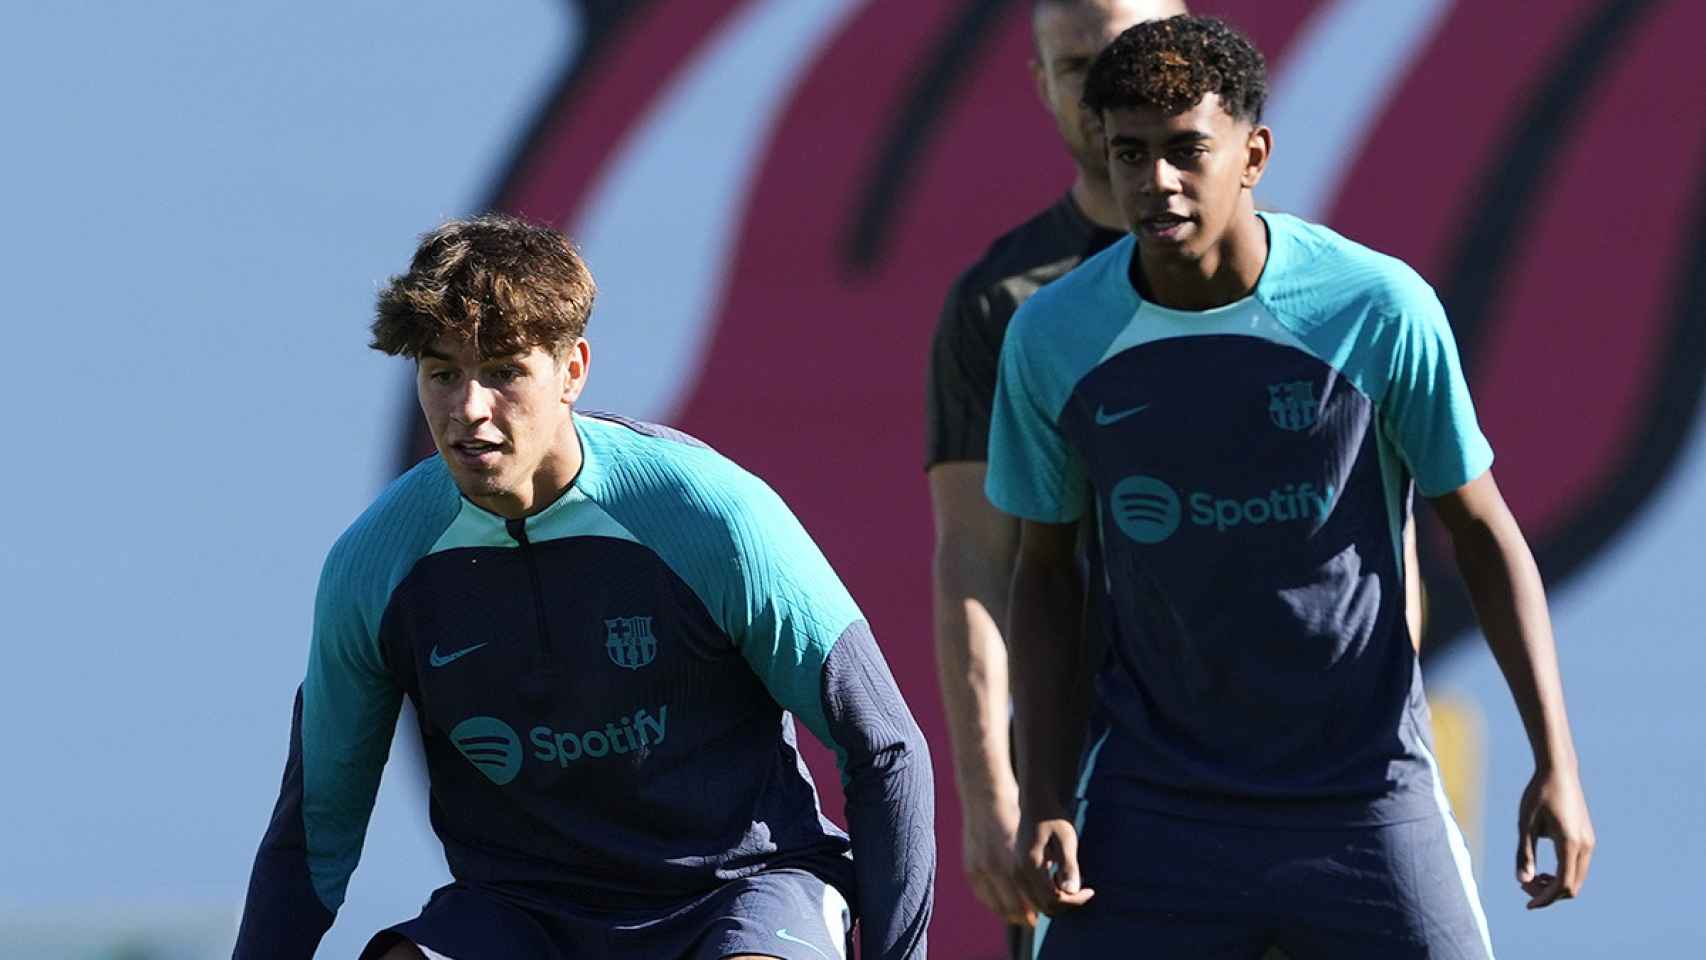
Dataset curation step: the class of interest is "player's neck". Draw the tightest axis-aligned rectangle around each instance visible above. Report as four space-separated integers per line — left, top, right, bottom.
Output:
472 419 585 520
1134 205 1268 312
1069 172 1125 232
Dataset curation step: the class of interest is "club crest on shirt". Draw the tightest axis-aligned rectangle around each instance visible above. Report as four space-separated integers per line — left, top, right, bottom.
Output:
605 616 658 670
1267 380 1318 432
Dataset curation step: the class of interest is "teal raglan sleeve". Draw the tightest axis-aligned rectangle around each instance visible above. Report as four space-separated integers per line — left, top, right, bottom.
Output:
234 532 404 959
1381 283 1495 497
986 301 1090 522
716 475 934 960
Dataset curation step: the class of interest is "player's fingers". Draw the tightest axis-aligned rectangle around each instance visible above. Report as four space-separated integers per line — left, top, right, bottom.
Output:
1526 872 1565 910
1555 830 1593 900
1026 828 1052 869
1571 833 1595 897
1525 832 1567 911
1004 872 1044 926
976 869 1029 925
991 875 1038 927
1515 820 1538 885
1552 849 1582 903
1020 868 1057 915
1015 841 1056 911
1052 824 1084 895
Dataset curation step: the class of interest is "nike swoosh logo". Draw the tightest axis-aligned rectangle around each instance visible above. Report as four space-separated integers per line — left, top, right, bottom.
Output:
776 928 832 960
428 642 489 668
1095 402 1151 426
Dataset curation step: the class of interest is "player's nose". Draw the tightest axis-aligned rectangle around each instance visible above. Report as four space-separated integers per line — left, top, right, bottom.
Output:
453 379 495 423
1139 158 1181 195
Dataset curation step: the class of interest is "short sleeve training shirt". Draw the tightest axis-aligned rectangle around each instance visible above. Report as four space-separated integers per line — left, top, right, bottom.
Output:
987 213 1492 825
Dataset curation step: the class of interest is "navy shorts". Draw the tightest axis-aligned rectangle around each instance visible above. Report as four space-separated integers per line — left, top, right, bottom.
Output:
1034 803 1494 960
360 868 851 960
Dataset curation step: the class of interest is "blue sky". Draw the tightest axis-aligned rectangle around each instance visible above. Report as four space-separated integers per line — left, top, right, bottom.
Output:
0 3 569 954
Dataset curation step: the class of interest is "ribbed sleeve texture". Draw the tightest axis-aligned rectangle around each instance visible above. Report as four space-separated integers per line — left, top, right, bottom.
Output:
232 689 336 958
821 621 935 960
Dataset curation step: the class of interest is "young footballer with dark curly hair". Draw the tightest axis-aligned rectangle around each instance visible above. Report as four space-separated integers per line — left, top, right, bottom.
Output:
988 16 1594 958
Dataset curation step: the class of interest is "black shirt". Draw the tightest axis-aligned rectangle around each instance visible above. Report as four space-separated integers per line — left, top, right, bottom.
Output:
926 192 1125 468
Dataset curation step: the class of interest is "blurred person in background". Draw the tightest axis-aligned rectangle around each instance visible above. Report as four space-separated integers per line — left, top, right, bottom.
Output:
926 4 1185 951
235 215 933 960
989 16 1593 958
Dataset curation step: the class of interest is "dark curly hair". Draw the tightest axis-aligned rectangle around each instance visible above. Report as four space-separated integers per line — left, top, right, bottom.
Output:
1082 15 1266 124
372 214 596 359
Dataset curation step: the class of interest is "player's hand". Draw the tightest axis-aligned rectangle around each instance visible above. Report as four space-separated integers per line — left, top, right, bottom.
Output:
962 792 1036 926
1516 764 1595 909
1014 816 1095 916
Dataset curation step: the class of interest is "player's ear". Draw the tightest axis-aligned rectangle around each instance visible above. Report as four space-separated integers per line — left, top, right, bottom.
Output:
561 338 590 404
1030 55 1050 111
1241 124 1272 189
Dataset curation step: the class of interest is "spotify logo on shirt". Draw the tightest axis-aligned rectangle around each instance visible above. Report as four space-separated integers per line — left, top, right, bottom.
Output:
1109 475 1182 543
1109 475 1338 544
450 716 524 786
450 707 670 785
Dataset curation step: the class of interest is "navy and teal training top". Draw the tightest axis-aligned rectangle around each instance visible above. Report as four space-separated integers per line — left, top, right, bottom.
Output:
987 212 1493 826
236 413 933 958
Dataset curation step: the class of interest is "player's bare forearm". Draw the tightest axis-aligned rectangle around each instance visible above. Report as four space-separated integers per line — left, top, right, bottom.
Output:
1008 520 1088 821
929 464 1035 922
929 464 1020 806
1433 470 1594 906
932 556 1016 801
1432 472 1576 769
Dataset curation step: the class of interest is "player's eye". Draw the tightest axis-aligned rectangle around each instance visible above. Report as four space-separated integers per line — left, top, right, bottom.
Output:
427 369 457 385
496 366 526 383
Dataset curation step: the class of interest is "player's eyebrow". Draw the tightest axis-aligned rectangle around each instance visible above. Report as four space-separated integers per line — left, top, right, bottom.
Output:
417 346 455 363
1108 131 1213 146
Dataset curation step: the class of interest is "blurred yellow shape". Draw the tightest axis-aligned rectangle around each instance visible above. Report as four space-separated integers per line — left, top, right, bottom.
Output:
1428 693 1486 865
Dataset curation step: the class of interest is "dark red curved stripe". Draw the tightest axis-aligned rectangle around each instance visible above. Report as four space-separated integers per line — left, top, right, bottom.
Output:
1467 0 1706 534
1326 0 1607 274
498 0 749 223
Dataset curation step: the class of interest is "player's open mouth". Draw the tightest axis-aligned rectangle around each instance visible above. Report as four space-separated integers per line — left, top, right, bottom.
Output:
1141 213 1190 240
451 439 505 466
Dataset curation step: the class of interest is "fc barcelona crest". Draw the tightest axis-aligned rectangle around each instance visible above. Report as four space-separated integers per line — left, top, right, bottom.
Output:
605 616 657 670
1267 380 1318 432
